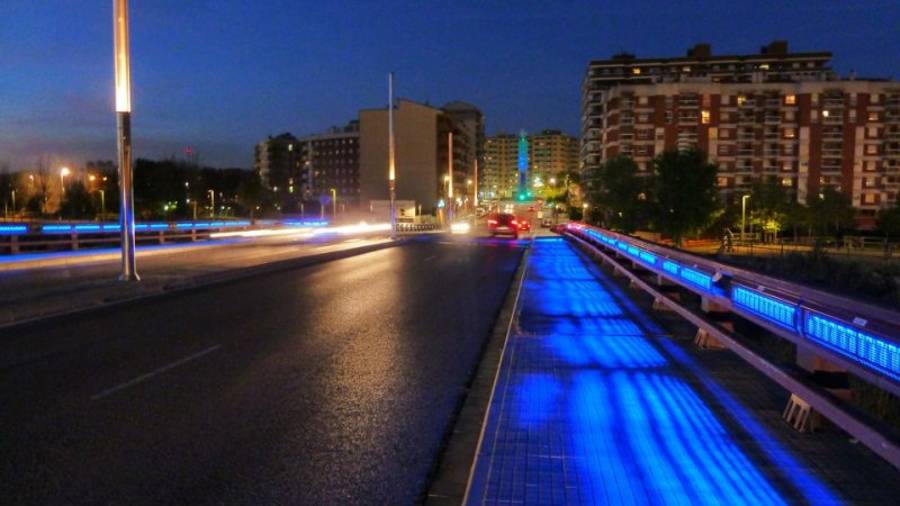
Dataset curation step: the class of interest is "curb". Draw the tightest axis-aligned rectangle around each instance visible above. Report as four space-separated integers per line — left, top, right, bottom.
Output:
0 239 407 331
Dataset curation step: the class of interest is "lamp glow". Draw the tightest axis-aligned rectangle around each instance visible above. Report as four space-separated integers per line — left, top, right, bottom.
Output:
113 0 132 112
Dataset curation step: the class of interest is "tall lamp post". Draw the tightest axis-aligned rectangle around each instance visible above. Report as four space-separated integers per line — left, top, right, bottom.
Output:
114 0 138 281
388 72 397 239
208 189 216 218
447 131 454 224
330 188 337 218
59 167 71 195
741 194 750 242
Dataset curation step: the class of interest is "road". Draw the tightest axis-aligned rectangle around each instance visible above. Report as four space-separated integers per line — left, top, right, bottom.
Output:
0 237 524 504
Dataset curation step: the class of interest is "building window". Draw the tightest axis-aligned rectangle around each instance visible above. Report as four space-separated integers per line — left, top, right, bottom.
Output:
720 129 730 139
822 110 830 118
781 177 792 187
721 95 730 106
784 94 796 105
783 128 796 139
868 126 879 137
865 161 877 172
638 96 649 105
866 144 878 155
737 95 747 106
632 68 641 75
869 112 880 122
717 177 728 187
701 110 711 124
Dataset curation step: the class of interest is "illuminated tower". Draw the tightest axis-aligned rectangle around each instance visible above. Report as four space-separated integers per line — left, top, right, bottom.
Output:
517 130 529 200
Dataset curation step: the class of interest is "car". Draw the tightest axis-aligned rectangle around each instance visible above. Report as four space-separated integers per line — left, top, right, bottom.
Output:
487 213 519 238
516 217 531 233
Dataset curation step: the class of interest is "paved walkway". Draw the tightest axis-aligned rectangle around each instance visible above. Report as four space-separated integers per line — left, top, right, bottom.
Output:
465 237 852 505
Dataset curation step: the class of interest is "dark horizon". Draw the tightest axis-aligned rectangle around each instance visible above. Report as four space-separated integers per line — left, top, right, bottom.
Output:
2 0 898 170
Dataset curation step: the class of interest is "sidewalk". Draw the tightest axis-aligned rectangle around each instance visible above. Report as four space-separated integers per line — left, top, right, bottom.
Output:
463 237 898 505
0 236 398 328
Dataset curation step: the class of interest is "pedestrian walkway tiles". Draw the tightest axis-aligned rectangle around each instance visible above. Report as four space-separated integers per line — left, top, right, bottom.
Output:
465 237 842 505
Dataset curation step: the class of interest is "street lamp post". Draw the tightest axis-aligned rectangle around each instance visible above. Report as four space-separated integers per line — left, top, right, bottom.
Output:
330 188 337 218
114 0 138 281
388 72 397 239
447 131 454 224
208 189 215 218
59 167 70 195
98 189 106 221
741 194 750 242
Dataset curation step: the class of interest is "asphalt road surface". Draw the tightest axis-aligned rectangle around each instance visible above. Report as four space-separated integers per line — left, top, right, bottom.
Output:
0 237 524 504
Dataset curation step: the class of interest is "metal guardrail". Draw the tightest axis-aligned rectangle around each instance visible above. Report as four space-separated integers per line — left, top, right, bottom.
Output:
0 220 254 254
563 225 900 471
566 223 900 397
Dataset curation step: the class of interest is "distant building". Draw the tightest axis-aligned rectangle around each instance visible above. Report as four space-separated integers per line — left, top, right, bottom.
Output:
581 40 900 219
484 134 519 200
483 129 578 200
442 100 486 191
254 120 360 208
254 133 300 192
295 121 360 206
528 129 579 185
358 99 477 214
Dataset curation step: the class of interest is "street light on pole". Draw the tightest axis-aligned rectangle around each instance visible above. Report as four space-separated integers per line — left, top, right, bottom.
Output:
59 167 70 195
388 72 397 240
741 194 750 242
447 131 454 224
330 188 337 218
114 0 138 281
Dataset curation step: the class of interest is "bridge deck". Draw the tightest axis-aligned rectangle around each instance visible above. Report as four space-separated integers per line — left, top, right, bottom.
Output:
465 237 895 505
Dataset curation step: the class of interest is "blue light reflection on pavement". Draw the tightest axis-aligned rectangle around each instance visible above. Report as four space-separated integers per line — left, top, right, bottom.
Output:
466 238 840 505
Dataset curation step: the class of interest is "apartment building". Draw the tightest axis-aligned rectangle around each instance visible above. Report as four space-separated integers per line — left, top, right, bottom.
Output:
358 99 475 213
529 129 579 183
483 133 520 200
581 41 900 219
254 121 360 207
484 130 578 200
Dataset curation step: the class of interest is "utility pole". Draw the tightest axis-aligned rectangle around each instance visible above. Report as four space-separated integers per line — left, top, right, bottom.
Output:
388 72 397 239
473 158 478 209
448 131 454 224
114 0 138 281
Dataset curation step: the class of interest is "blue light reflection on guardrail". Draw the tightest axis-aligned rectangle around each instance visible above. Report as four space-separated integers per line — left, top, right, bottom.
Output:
0 225 29 235
733 286 796 330
567 223 900 387
804 313 900 382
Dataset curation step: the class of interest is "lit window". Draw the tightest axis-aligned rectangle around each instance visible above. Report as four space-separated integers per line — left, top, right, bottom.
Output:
717 177 728 187
866 144 878 155
868 112 880 122
781 177 792 187
759 63 770 70
868 126 878 137
737 95 747 106
632 68 641 75
784 128 796 139
822 110 830 118
701 110 711 124
784 94 796 105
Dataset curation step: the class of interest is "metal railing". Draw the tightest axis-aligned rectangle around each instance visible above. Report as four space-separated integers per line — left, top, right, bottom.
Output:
563 227 900 470
565 223 900 397
0 220 252 254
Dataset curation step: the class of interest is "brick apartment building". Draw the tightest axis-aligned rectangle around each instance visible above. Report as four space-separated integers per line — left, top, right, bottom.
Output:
581 41 900 221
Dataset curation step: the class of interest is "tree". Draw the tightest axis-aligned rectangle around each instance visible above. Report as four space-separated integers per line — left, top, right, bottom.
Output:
651 149 719 245
876 200 900 240
59 181 96 219
750 178 790 241
808 186 856 238
590 156 649 232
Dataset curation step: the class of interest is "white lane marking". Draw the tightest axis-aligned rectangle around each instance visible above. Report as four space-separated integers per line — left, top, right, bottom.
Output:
91 345 221 401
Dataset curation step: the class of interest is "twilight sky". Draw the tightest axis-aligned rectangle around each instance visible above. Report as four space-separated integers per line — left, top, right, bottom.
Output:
1 0 898 170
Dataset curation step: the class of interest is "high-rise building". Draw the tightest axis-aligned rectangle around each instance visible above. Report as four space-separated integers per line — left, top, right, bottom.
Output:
254 133 301 191
442 101 486 186
295 121 360 206
483 134 519 200
528 129 579 184
484 130 579 200
581 41 900 220
358 99 477 213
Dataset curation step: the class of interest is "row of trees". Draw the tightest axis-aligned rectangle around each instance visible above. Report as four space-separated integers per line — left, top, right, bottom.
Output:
584 149 874 245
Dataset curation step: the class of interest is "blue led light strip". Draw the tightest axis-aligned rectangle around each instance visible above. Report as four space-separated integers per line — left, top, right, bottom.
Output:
0 225 28 234
680 266 712 290
732 286 796 330
804 313 900 381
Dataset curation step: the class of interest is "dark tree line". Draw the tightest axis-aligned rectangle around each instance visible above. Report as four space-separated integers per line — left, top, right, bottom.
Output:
585 149 862 245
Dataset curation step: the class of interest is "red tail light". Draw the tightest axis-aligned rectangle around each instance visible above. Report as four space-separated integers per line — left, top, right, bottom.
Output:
511 220 519 226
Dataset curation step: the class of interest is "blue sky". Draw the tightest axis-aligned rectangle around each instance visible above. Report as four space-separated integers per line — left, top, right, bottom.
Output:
1 0 898 169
